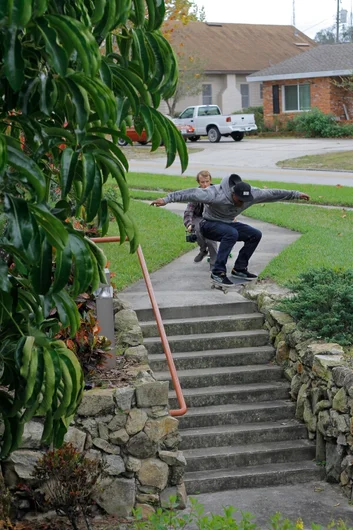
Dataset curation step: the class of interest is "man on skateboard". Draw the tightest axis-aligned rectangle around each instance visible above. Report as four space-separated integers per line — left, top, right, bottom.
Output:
151 175 310 288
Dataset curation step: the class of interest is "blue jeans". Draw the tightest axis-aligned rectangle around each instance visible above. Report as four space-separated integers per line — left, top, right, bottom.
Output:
200 220 262 274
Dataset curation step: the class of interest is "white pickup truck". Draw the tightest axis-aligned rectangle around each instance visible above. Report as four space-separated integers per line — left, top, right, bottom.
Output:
173 105 257 143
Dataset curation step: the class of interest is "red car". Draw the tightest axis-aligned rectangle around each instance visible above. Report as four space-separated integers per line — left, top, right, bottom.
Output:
117 124 195 146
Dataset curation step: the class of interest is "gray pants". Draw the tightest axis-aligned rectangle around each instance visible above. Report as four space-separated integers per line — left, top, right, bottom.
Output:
193 217 218 268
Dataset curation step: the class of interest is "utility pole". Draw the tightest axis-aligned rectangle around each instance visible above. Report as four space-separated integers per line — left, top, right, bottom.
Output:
292 0 295 26
336 0 341 42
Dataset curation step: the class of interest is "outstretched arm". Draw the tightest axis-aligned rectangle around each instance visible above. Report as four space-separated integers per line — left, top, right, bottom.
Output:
252 188 310 203
151 186 217 207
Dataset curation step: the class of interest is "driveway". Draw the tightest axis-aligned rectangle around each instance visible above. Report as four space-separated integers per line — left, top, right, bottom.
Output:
128 137 353 187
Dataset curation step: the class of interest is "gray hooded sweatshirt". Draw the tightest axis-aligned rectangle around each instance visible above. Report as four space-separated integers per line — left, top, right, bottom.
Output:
163 176 301 223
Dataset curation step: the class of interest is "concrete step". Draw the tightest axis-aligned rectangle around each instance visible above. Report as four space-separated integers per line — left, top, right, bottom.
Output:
180 420 308 450
156 364 283 389
149 345 275 372
184 439 316 472
140 313 264 338
135 300 258 321
168 381 290 408
178 400 296 429
184 461 325 495
144 329 269 354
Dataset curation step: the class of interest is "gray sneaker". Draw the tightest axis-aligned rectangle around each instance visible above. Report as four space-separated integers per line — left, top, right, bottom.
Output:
231 268 257 280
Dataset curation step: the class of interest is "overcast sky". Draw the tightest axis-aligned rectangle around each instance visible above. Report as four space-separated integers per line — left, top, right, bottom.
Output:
193 0 353 38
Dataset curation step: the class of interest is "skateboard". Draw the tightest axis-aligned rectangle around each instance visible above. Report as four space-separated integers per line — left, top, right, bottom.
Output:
210 276 255 294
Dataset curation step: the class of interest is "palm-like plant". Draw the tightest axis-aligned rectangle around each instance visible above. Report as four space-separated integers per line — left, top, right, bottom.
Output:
0 0 187 457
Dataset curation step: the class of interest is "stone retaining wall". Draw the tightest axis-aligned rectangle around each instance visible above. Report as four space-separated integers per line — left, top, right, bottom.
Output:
243 281 353 500
1 297 186 519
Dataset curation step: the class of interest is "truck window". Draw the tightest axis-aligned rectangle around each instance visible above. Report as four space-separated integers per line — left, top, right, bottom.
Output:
179 108 194 119
197 106 221 117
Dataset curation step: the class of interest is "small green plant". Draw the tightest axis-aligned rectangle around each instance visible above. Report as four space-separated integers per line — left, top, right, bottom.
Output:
32 443 103 530
0 471 13 528
277 268 353 346
132 498 353 530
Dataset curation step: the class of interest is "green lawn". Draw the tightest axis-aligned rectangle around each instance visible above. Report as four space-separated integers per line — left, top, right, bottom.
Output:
277 150 353 171
116 172 353 207
243 203 353 284
101 175 353 291
99 200 195 291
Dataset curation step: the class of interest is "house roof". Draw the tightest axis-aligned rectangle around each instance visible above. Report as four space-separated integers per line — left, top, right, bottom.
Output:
168 21 315 74
248 43 353 81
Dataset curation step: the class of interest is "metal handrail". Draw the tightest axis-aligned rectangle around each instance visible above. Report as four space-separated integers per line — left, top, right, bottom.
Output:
91 236 187 417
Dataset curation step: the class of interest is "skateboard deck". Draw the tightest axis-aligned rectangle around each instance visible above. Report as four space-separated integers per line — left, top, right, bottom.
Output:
210 276 255 294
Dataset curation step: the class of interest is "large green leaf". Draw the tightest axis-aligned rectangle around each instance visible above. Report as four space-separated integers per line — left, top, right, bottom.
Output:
3 28 24 92
6 144 46 201
29 204 68 250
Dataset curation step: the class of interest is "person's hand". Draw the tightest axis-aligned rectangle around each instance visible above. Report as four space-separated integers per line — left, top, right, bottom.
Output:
187 224 193 232
299 193 310 201
150 198 166 207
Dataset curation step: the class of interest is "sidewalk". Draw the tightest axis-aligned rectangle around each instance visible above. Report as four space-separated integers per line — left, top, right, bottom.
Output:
119 209 353 528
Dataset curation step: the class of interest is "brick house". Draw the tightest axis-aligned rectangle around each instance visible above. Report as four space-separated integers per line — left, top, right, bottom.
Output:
247 43 353 128
165 22 314 116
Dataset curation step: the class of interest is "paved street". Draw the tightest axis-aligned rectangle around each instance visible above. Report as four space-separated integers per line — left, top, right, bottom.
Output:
128 137 353 186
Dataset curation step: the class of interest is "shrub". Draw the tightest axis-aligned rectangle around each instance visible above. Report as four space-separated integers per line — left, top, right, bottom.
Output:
32 443 103 530
277 268 353 346
291 108 349 138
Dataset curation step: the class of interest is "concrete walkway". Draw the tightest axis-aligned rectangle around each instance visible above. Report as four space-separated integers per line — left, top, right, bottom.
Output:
119 207 353 528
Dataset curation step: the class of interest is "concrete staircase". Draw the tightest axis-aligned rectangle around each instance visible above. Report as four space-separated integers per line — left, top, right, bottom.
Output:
137 300 324 494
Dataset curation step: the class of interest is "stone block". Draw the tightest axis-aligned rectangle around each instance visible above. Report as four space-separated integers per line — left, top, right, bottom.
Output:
126 409 148 436
314 400 331 415
332 387 349 413
98 422 109 441
116 326 143 347
144 417 179 443
77 388 115 417
105 455 125 476
276 341 289 364
21 421 43 449
290 374 302 399
108 411 127 431
158 450 187 467
115 309 139 332
93 477 135 516
303 398 317 433
135 381 169 408
326 442 343 483
135 504 156 519
114 387 135 412
332 367 353 387
110 428 129 445
295 383 308 421
127 432 157 459
78 418 98 438
138 458 169 490
125 345 149 363
92 438 120 454
64 426 86 452
312 355 344 381
269 310 295 327
125 456 141 473
315 429 326 462
3 451 43 488
113 297 132 314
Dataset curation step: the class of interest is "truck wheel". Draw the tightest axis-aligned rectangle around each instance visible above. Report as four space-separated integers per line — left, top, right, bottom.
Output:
231 132 244 142
207 127 221 143
189 136 200 142
118 138 129 146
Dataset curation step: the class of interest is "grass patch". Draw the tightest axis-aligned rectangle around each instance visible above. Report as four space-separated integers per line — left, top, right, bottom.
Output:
119 172 353 207
99 200 194 291
243 203 353 284
277 150 353 171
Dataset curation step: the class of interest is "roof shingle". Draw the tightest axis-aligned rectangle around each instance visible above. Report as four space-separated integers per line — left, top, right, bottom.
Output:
248 43 353 79
169 21 315 73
